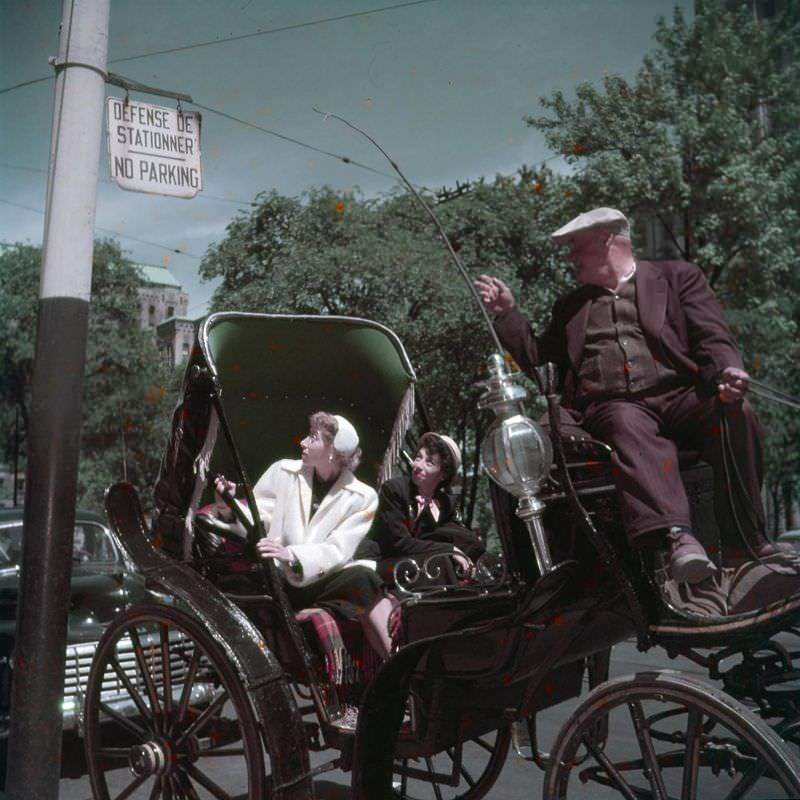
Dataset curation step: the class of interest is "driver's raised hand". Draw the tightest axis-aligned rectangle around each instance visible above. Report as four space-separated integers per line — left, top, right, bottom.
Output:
474 274 515 315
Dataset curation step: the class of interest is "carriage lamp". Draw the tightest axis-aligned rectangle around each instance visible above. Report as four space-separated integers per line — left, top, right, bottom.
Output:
478 353 554 576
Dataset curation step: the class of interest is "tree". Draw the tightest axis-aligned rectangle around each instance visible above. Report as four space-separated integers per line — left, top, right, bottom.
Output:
0 241 174 510
200 173 578 534
0 245 39 504
526 3 800 531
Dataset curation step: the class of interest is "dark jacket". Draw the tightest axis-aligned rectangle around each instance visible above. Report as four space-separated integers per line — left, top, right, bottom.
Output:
358 476 484 587
494 260 744 410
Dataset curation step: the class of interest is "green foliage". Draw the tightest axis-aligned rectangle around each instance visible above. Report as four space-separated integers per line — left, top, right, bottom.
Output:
201 173 578 535
529 6 800 288
0 241 174 511
201 5 800 533
0 245 39 455
527 4 800 529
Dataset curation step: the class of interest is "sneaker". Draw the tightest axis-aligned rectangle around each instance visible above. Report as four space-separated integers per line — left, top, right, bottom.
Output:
667 527 716 584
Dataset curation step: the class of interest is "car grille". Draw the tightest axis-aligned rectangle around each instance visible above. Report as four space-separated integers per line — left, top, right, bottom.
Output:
63 630 196 721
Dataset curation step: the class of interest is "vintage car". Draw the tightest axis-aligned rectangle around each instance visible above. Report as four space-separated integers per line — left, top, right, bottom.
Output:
0 508 214 746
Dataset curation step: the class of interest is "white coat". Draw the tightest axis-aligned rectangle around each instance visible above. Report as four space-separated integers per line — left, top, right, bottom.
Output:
236 459 378 588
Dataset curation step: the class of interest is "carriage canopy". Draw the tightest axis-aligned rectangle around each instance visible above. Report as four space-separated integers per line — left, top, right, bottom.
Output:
152 313 417 555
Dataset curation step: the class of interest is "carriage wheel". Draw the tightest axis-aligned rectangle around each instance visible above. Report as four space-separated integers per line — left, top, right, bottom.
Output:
84 605 267 799
392 725 511 800
543 670 800 799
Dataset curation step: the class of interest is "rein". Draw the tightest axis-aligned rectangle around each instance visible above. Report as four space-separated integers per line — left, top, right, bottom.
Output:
747 379 800 410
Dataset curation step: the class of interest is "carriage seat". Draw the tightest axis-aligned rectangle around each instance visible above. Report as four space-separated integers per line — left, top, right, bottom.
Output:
542 416 702 490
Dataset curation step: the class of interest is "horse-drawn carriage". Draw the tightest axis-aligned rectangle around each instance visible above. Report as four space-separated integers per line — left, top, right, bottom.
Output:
83 312 800 799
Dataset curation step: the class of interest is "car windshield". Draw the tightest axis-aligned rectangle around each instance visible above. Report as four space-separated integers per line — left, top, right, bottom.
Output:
0 521 117 568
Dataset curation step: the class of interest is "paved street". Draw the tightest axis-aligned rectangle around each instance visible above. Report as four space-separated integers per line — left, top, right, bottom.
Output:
57 637 781 799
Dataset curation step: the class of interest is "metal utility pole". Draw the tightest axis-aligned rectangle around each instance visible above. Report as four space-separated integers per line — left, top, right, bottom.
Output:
5 1 109 797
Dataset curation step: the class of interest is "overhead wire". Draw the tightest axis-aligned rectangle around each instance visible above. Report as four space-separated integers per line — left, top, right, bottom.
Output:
2 0 562 263
0 3 438 188
107 0 442 65
0 0 443 94
0 163 258 208
190 102 403 184
0 198 202 259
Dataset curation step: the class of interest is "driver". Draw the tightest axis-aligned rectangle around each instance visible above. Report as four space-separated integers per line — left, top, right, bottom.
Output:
475 207 789 585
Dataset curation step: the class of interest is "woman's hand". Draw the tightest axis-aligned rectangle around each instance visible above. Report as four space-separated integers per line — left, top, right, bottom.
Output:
451 548 474 579
256 538 293 564
214 475 237 509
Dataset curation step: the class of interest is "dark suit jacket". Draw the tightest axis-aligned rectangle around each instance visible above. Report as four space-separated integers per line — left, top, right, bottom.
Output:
370 476 461 559
360 476 484 587
494 260 744 410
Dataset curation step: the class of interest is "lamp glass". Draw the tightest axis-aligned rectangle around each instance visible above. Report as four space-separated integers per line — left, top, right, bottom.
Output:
482 414 553 498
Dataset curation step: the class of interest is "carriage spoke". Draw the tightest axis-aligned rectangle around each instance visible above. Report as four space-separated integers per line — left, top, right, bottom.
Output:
628 699 669 800
445 746 476 787
581 731 639 800
424 756 445 800
111 772 151 800
109 654 154 725
95 746 134 760
174 689 229 747
681 707 702 800
98 699 149 740
175 769 202 800
184 761 233 800
166 773 184 800
159 623 174 719
168 645 202 738
130 627 164 726
147 779 160 800
470 735 495 755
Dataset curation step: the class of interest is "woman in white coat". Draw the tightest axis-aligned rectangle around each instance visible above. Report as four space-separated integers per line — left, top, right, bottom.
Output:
214 411 392 658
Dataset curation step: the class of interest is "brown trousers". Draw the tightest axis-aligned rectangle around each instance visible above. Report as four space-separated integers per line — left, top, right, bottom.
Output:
580 384 766 548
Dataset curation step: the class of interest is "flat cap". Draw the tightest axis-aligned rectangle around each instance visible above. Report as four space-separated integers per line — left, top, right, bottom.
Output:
551 207 629 244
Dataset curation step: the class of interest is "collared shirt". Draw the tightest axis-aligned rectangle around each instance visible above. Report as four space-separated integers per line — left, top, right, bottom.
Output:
415 495 440 523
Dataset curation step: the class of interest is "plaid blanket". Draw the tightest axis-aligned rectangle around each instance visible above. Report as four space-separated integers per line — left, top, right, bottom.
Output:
295 607 383 685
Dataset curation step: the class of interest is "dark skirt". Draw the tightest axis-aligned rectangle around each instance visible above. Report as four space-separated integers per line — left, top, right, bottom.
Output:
284 564 384 620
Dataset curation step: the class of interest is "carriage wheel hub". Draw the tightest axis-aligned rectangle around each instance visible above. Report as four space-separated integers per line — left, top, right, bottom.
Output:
129 740 171 777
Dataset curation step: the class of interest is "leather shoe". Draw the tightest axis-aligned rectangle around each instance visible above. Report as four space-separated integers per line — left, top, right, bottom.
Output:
754 540 795 558
667 527 717 584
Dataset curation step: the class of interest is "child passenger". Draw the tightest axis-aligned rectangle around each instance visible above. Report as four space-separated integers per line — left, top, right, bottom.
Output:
364 432 485 589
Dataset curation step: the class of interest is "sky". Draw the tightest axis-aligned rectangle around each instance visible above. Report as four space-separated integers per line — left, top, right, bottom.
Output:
1 0 692 316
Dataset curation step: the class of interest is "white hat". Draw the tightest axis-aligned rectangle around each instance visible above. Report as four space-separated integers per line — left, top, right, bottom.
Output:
551 207 629 244
333 414 359 454
430 433 462 476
